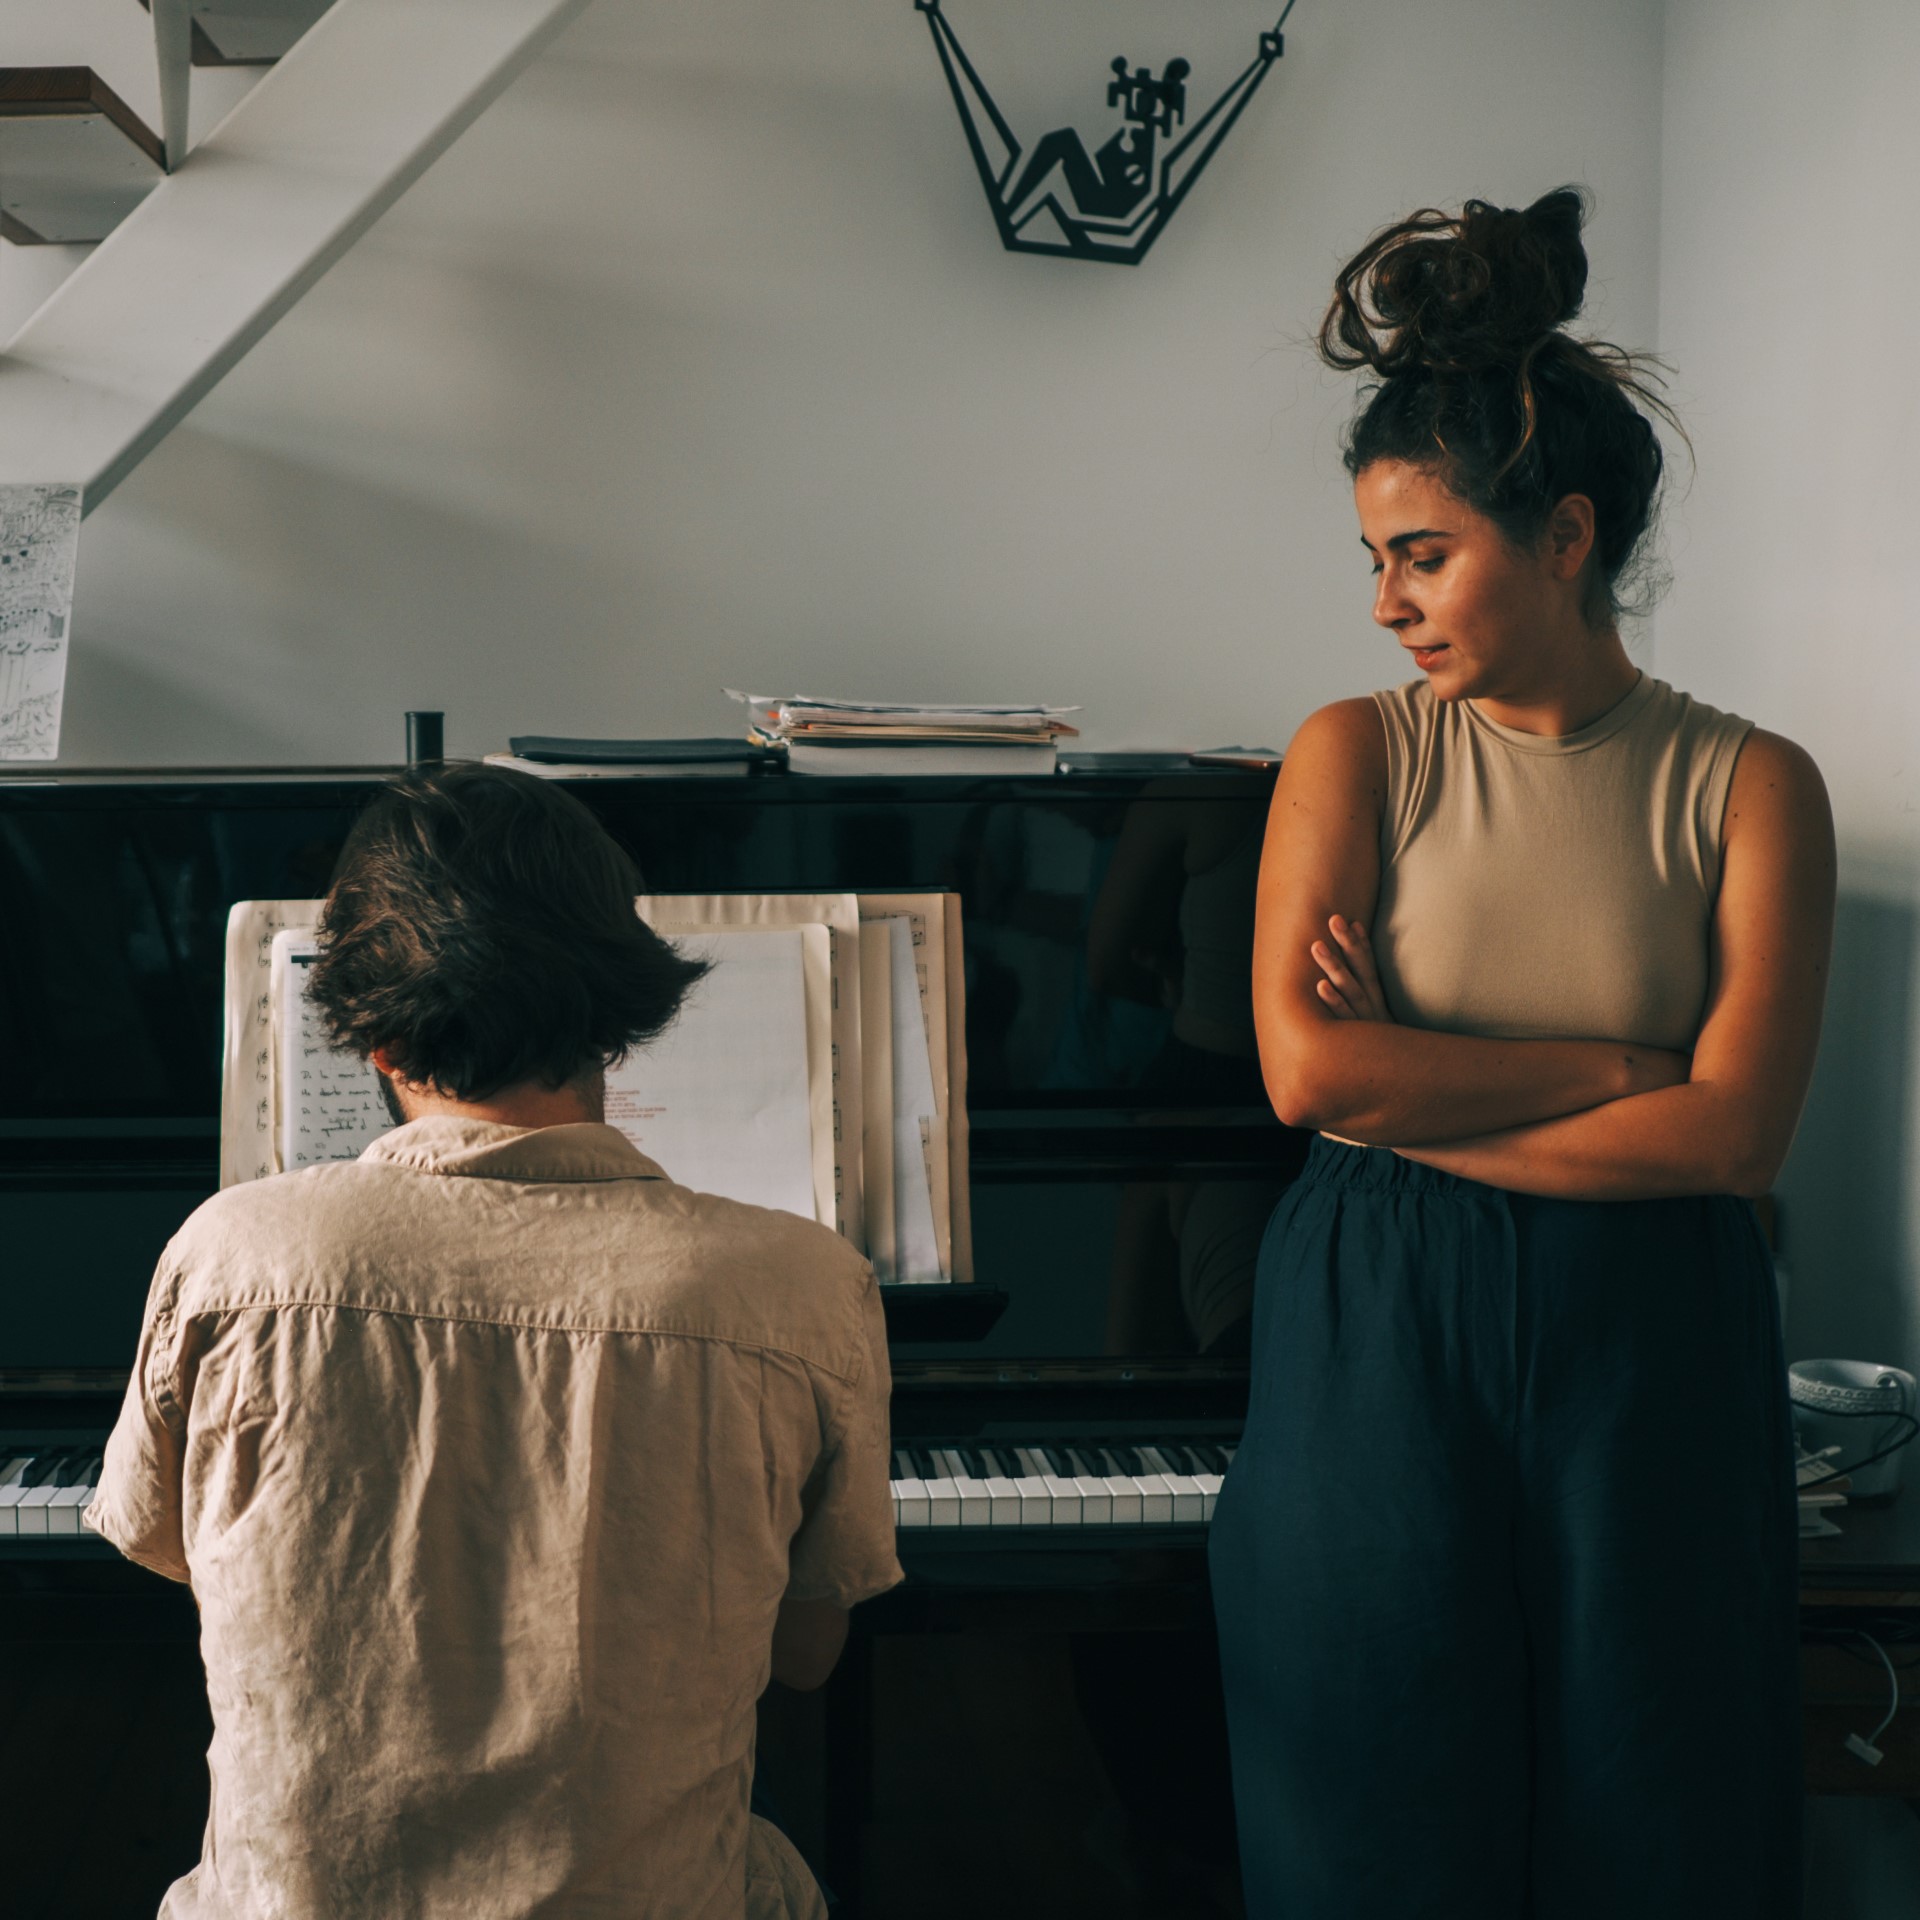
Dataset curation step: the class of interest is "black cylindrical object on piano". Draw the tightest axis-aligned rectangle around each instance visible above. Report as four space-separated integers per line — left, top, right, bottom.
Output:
406 711 445 767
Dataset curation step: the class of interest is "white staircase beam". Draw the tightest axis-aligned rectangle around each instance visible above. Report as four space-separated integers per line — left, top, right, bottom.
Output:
0 0 595 511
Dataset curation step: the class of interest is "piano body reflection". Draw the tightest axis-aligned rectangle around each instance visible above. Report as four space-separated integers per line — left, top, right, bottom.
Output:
0 758 1303 1913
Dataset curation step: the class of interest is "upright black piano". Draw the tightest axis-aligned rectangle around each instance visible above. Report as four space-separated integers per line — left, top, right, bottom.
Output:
0 759 1303 1918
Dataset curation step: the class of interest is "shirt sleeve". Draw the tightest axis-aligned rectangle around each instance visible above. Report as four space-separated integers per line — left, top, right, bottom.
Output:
84 1260 192 1583
783 1266 903 1609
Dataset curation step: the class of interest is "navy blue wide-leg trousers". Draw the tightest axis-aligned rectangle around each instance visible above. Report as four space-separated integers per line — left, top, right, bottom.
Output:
1209 1139 1802 1918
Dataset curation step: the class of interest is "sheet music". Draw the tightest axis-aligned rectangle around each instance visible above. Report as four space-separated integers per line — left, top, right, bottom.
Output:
861 895 952 1278
0 484 82 762
886 917 945 1282
636 892 861 1245
604 926 818 1220
272 933 390 1167
859 921 897 1281
221 899 323 1185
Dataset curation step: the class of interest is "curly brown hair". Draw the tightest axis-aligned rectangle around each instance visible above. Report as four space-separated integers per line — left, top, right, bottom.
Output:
309 763 709 1100
1320 186 1683 623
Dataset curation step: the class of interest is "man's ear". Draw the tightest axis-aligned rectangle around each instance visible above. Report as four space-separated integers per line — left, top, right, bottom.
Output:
1546 493 1598 581
370 1047 400 1080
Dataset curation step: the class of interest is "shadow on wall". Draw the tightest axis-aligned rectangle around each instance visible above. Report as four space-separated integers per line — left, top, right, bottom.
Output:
1780 890 1917 1370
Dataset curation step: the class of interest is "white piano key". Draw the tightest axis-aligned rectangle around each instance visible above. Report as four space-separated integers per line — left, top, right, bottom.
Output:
46 1482 94 1535
1141 1447 1206 1526
1063 1449 1112 1524
915 1450 963 1528
933 1449 993 1528
0 1455 53 1537
976 1457 1023 1527
1020 1447 1082 1525
1005 1447 1054 1525
1119 1450 1175 1525
891 1450 931 1528
14 1480 61 1536
1087 1448 1144 1525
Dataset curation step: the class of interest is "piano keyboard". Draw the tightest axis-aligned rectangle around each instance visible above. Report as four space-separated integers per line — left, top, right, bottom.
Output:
0 1439 1240 1545
891 1441 1233 1529
0 1449 103 1537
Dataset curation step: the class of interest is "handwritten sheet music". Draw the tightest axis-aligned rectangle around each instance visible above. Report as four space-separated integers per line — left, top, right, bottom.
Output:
604 926 818 1220
221 899 323 1185
0 484 82 762
272 933 389 1167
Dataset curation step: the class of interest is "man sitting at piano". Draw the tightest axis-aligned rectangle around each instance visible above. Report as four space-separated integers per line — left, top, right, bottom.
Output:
85 763 901 1920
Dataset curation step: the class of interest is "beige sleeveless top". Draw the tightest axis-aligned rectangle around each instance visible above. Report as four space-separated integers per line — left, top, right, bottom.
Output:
1370 674 1751 1050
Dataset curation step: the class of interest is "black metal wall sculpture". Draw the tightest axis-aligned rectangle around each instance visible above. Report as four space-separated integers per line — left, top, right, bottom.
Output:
914 1 1294 265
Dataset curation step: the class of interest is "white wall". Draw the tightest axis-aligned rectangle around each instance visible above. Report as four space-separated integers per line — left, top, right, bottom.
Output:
1659 0 1920 1385
2 0 1665 767
1659 12 1920 1885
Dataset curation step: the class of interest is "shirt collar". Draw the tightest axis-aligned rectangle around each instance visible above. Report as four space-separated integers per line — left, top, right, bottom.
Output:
360 1117 666 1185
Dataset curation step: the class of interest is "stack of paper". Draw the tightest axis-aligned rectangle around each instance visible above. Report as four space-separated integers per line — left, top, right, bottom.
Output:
730 691 1079 776
222 889 972 1286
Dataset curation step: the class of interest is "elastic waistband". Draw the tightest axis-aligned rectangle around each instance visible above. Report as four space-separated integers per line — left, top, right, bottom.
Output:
1301 1135 1497 1201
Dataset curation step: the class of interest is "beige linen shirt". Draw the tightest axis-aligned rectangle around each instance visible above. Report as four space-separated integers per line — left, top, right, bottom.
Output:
87 1118 902 1920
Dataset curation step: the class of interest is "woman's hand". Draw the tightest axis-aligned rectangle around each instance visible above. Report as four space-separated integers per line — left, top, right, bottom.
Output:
1310 915 1393 1023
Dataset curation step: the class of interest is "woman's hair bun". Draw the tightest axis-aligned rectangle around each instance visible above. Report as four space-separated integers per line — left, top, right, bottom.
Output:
1320 186 1591 378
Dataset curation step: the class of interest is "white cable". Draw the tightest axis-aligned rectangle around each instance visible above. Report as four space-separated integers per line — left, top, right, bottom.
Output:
1842 1631 1900 1767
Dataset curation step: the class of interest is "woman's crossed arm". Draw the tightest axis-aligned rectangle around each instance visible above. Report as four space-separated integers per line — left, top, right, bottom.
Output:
1301 724 1836 1201
1253 700 1693 1147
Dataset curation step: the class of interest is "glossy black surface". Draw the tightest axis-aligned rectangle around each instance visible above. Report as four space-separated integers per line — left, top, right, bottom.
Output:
0 759 1299 1372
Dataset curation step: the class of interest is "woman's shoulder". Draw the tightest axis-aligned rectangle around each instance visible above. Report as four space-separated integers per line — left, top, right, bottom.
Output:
1278 697 1390 802
1286 694 1391 764
1643 675 1753 748
1726 726 1828 814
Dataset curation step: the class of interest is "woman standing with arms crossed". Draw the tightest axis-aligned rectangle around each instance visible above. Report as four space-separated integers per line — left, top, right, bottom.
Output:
1208 188 1833 1917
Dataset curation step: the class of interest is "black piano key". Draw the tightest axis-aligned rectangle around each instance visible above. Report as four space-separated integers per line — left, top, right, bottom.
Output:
1161 1443 1200 1475
23 1451 75 1488
957 1447 991 1480
1109 1444 1146 1477
988 1447 1026 1479
909 1447 944 1482
1040 1445 1078 1478
1195 1443 1230 1474
1068 1448 1108 1481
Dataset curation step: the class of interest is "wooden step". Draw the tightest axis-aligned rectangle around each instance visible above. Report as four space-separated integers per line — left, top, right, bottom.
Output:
136 1 337 68
0 69 165 245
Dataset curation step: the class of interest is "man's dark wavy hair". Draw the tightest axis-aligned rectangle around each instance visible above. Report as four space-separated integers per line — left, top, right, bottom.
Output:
309 762 709 1101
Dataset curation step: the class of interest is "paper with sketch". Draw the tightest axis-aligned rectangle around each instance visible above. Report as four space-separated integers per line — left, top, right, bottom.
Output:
612 924 820 1221
886 917 945 1282
272 932 389 1167
222 899 323 1185
636 893 861 1244
0 484 82 762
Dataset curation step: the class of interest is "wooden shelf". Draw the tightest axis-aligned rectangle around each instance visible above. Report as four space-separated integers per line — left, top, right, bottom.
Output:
0 68 165 244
